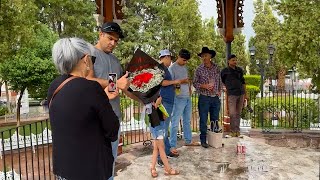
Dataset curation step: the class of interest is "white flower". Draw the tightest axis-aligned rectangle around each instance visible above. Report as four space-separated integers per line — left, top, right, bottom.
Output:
129 66 164 93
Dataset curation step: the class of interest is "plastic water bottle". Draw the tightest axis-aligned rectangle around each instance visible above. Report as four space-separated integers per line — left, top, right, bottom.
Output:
175 84 181 95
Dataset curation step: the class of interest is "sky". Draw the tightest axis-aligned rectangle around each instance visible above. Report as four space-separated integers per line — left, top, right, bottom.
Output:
198 0 255 47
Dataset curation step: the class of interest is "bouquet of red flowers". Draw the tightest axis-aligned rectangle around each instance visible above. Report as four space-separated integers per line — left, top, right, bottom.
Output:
126 49 165 104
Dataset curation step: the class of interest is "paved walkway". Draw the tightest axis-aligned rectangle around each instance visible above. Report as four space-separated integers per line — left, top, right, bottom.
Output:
115 135 320 180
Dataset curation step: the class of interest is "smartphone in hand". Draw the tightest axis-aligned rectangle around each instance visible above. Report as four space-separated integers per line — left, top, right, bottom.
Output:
108 73 117 92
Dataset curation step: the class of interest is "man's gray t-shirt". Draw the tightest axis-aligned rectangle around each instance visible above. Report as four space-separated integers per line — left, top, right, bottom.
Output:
93 48 123 119
169 62 190 97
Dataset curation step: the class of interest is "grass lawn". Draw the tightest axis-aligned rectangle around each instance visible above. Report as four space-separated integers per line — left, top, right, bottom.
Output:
0 121 51 139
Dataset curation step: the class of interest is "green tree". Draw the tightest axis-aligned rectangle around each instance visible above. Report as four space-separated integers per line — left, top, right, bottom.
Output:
27 24 59 99
0 0 38 62
232 34 249 72
0 52 57 125
34 0 97 42
250 0 281 77
269 0 320 91
115 0 204 78
0 0 39 112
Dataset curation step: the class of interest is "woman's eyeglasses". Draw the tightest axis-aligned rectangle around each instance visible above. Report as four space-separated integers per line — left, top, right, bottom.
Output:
91 56 96 64
81 54 96 64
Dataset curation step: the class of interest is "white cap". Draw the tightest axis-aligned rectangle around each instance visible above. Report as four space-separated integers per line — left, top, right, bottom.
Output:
159 49 171 58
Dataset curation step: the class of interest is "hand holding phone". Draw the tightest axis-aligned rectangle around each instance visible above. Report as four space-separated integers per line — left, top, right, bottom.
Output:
108 73 117 92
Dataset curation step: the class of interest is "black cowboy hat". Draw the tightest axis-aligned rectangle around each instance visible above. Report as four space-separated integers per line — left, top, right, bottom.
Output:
198 47 216 58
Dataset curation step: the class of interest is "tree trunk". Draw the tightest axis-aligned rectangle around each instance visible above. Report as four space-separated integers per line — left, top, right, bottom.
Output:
277 68 286 92
16 88 25 127
4 81 11 113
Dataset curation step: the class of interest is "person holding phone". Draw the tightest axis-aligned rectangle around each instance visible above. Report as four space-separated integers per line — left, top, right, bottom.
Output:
48 38 119 180
86 22 140 180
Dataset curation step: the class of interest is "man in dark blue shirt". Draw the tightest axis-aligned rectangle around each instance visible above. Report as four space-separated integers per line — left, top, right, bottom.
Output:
221 54 246 137
157 49 185 166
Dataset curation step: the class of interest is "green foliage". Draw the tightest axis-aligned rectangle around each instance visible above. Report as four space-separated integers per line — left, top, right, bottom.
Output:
0 53 57 97
34 0 97 42
0 106 8 116
268 0 320 92
232 34 250 71
252 97 319 128
116 0 204 76
250 0 280 77
0 121 51 139
244 75 261 87
246 85 260 99
0 0 38 62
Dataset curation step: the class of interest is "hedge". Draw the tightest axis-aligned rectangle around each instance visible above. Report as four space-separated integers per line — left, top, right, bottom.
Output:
244 75 261 87
251 97 319 128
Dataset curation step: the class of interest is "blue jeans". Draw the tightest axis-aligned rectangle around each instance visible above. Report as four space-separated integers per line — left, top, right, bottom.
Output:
108 120 121 180
170 96 192 148
198 95 221 144
157 101 173 160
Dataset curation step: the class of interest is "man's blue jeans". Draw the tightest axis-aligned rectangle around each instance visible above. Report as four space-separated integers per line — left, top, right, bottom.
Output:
170 96 192 148
108 121 121 180
198 95 221 144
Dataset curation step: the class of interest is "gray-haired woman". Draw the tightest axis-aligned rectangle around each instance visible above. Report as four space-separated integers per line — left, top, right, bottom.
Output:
48 37 119 180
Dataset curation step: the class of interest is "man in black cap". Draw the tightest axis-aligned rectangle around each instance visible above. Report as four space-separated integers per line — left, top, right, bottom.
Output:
87 22 139 180
221 54 246 138
193 47 222 148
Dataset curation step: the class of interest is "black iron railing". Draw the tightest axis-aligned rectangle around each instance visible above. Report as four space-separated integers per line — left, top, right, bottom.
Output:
0 90 319 178
0 119 53 179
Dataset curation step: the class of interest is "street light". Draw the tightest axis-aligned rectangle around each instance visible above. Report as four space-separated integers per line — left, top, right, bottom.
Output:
249 44 276 132
249 46 256 57
291 65 297 95
249 44 276 97
268 44 275 64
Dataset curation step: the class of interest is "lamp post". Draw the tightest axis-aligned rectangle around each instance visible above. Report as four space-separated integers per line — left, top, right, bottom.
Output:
249 44 276 96
249 44 276 131
292 65 297 95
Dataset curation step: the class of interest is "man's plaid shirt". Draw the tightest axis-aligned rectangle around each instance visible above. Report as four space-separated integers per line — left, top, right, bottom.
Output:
193 62 222 96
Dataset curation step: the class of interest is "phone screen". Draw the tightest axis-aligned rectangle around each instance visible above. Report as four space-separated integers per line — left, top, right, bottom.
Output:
108 73 117 92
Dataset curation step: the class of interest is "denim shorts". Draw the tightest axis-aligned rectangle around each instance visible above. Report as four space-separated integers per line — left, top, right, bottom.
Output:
150 121 165 140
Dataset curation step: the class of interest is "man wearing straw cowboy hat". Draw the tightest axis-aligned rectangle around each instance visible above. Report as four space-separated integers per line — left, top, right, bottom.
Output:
193 47 222 148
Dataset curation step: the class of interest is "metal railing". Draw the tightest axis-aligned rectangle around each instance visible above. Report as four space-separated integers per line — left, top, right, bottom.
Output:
0 119 53 179
0 90 319 178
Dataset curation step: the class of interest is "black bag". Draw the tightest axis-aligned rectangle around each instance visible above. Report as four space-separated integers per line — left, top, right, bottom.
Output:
148 106 164 128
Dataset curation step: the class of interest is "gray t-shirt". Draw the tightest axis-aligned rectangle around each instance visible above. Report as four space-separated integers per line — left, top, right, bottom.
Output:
169 62 190 97
93 48 123 119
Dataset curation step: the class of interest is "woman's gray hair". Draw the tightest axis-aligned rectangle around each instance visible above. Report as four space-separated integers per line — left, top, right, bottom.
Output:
52 37 94 74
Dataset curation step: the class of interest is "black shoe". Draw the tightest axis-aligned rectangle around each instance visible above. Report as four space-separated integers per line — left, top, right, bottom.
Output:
167 152 179 158
201 143 209 148
157 159 164 167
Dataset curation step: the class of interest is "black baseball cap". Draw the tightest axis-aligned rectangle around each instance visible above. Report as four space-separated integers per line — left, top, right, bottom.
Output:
101 22 124 38
179 49 191 60
228 54 237 60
